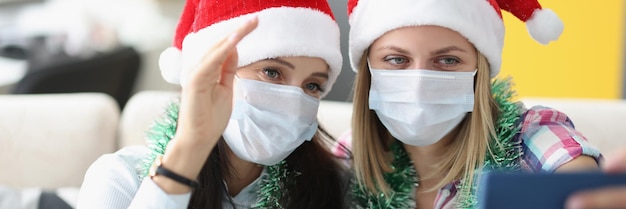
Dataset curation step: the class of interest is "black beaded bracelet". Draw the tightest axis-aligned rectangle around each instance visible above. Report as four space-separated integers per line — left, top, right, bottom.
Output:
149 156 200 189
154 165 200 189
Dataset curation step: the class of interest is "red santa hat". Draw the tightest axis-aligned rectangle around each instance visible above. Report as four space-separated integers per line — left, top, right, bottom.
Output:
347 0 564 78
160 0 342 96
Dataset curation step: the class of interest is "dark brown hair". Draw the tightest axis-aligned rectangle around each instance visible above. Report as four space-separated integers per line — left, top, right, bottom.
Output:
188 126 349 209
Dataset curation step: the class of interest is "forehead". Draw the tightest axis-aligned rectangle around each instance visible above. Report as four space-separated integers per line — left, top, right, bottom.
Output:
372 25 474 51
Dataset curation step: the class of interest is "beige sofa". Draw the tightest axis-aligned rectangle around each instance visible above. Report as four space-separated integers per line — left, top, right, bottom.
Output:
1 92 626 207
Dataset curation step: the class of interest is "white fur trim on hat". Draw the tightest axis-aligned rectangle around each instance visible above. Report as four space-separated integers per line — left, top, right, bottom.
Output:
159 47 183 84
349 0 504 78
526 8 564 45
179 7 342 97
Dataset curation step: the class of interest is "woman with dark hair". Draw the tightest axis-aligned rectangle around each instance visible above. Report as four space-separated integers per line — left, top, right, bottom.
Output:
77 0 349 208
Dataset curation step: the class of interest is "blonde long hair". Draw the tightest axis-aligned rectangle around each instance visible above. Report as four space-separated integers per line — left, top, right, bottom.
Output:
351 49 499 195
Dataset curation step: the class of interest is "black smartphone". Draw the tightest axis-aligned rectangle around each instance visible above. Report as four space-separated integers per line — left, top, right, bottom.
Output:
478 171 626 209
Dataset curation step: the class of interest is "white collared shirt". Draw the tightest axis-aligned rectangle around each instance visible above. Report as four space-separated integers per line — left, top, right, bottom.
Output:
76 146 264 209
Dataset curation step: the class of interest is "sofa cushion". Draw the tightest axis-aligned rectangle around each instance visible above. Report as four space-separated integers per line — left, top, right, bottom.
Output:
318 100 353 139
0 93 119 189
119 91 180 147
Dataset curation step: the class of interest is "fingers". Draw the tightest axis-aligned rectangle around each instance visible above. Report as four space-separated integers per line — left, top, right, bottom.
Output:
188 16 259 87
604 146 626 173
566 187 626 209
222 15 259 54
217 15 258 88
220 50 238 89
203 16 258 74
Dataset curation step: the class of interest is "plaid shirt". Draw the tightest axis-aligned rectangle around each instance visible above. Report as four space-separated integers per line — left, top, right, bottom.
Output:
334 105 602 208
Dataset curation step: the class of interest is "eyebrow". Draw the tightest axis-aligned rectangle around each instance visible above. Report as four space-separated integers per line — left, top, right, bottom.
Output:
265 58 295 70
375 46 411 54
374 45 468 55
311 72 329 79
432 46 467 55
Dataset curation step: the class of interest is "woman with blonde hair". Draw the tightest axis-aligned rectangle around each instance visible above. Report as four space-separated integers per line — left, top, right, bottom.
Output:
343 0 602 208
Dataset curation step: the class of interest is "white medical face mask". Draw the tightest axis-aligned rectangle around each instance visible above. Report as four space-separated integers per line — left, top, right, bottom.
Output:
368 67 476 146
223 77 320 165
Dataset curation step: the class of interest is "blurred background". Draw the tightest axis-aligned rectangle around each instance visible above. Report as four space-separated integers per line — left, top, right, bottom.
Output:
0 0 623 103
0 0 183 109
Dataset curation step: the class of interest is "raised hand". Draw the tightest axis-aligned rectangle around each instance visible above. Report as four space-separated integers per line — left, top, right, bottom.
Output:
154 16 259 194
176 16 258 151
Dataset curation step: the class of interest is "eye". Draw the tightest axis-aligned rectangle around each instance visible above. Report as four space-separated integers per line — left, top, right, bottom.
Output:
383 56 408 65
304 83 322 92
303 82 325 98
262 68 280 79
437 57 461 65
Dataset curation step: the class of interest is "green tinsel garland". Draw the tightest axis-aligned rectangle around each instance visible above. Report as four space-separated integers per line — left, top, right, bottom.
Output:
351 77 523 209
253 161 299 209
455 77 523 208
139 101 180 177
139 101 294 209
351 142 417 209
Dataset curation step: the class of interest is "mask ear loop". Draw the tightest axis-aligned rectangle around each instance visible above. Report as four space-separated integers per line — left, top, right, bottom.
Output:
365 58 372 72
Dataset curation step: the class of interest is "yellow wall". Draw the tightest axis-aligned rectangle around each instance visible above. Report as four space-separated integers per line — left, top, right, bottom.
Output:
499 0 624 99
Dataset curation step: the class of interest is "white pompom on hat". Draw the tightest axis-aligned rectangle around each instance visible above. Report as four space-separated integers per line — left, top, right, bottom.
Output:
159 0 342 97
347 0 564 78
